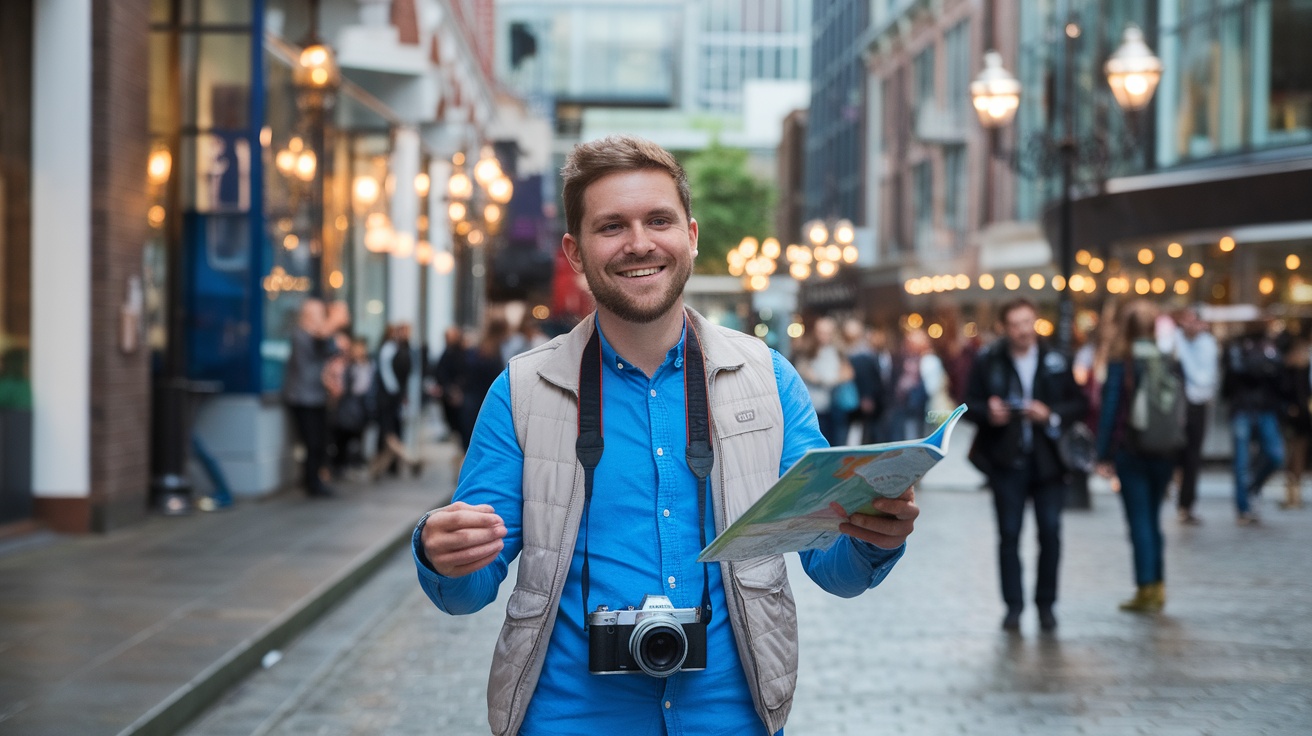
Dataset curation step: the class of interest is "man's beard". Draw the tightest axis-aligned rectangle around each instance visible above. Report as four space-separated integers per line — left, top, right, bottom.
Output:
582 254 692 324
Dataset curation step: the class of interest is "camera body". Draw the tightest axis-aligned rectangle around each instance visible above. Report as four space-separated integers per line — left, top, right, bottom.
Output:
587 595 707 678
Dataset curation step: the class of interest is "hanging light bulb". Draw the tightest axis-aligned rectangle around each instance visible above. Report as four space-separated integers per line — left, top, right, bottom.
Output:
474 146 502 187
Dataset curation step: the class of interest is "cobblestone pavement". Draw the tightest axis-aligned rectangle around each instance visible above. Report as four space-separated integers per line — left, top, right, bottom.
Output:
185 482 1312 736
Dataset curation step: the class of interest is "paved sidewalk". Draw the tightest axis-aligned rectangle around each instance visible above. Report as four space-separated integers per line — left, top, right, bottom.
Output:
1 418 1302 735
0 442 460 736
181 427 1312 736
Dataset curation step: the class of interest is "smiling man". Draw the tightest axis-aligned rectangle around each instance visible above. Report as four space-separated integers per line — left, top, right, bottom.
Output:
412 135 919 736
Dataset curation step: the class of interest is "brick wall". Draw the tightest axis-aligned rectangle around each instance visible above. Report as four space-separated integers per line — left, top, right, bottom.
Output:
88 0 152 531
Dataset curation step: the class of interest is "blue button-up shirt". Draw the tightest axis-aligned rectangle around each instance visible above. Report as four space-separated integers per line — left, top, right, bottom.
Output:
415 324 903 735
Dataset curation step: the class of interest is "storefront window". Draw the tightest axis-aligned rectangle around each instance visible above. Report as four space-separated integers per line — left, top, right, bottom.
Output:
1157 0 1312 166
0 0 33 427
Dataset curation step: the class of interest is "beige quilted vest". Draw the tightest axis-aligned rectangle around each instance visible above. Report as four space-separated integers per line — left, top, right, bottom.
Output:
487 309 796 735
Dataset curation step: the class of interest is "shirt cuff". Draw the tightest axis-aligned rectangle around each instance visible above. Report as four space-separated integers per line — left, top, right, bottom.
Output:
412 513 443 578
851 537 905 569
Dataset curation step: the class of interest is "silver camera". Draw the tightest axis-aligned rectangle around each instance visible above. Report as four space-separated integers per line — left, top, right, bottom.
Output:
586 594 707 678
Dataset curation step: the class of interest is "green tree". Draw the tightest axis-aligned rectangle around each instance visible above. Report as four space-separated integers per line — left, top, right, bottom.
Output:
681 141 775 275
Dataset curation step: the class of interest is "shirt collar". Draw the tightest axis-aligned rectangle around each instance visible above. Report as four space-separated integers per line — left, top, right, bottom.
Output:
595 318 687 374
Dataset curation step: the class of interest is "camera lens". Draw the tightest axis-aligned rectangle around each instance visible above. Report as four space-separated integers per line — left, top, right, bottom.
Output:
629 616 688 678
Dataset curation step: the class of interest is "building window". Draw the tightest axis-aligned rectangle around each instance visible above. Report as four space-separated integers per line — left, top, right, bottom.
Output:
913 44 936 118
0 0 33 418
1158 0 1312 166
945 19 970 123
913 160 933 253
944 144 966 238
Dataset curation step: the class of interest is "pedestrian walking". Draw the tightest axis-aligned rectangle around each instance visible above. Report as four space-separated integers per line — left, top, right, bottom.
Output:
844 318 885 445
1222 320 1287 524
326 336 374 477
964 297 1088 632
1173 306 1219 524
413 134 918 735
458 315 510 453
282 298 350 498
1095 300 1183 613
868 327 898 443
892 328 946 441
1280 327 1311 509
795 315 855 447
429 326 469 452
370 323 422 480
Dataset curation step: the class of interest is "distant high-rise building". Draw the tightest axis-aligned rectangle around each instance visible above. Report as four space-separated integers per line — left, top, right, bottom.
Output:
493 0 813 145
802 0 870 227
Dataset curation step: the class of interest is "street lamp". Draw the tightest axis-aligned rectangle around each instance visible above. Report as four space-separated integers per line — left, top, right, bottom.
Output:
797 217 858 279
727 236 780 291
971 22 1161 354
446 147 514 325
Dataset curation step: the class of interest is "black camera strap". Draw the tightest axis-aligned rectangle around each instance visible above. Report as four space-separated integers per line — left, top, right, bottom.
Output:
577 311 715 630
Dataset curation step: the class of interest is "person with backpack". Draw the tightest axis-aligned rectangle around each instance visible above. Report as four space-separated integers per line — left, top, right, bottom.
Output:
1095 299 1186 614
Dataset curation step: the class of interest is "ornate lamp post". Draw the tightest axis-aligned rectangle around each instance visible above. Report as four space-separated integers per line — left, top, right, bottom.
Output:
971 23 1161 355
293 0 341 295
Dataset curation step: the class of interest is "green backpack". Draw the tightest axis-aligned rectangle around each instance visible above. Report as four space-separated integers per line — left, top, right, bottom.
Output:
1127 345 1187 456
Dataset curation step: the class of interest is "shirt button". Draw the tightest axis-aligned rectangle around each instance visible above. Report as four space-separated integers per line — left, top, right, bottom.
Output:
650 389 657 397
664 700 672 709
668 576 676 588
617 362 624 370
656 447 664 456
663 509 670 517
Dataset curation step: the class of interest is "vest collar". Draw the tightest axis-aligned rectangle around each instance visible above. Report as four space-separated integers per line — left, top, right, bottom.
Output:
536 308 748 395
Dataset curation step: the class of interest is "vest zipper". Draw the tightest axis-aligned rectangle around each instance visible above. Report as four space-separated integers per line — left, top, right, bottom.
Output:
709 365 770 724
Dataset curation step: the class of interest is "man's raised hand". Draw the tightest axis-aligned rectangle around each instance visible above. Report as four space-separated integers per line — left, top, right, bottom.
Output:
421 502 507 577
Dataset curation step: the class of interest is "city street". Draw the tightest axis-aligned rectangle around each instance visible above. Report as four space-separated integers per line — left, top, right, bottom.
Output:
183 453 1312 736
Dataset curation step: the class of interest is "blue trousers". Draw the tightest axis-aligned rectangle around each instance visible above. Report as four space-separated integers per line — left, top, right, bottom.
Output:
1231 410 1285 514
1115 450 1175 586
989 456 1064 611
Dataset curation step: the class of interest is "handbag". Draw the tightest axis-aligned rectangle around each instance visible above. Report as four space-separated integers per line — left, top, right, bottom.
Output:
831 381 860 413
1057 422 1097 473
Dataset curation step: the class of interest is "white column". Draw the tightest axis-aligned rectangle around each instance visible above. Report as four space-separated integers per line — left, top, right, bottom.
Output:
31 0 92 498
388 127 423 449
427 158 455 346
388 126 421 324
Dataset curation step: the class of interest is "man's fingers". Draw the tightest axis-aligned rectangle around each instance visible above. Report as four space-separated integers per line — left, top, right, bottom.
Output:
432 538 505 574
867 488 919 519
420 503 507 577
840 487 918 549
437 547 504 578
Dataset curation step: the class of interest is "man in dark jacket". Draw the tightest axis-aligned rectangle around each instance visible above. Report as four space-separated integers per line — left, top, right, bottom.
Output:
1222 321 1286 523
964 298 1088 632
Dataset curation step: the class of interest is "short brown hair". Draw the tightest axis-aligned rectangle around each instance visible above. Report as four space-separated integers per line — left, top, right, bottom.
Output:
998 297 1037 323
560 135 691 237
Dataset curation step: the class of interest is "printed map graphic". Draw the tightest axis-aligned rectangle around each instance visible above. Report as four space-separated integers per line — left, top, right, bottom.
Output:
698 404 967 562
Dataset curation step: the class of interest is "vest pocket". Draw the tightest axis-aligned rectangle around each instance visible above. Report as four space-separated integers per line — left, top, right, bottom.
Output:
731 555 797 711
732 554 787 596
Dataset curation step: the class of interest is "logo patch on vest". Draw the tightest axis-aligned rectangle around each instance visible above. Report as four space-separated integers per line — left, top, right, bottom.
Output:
735 409 756 423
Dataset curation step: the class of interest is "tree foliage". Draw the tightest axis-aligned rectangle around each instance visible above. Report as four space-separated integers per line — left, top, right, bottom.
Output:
681 141 775 275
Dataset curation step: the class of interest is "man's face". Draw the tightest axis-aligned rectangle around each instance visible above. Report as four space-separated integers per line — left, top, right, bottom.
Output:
1004 305 1038 352
1180 311 1204 338
562 169 697 325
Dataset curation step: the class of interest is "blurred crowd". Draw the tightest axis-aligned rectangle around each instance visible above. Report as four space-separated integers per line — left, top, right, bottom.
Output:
789 304 1312 518
281 299 552 497
279 293 1311 525
791 299 1309 625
